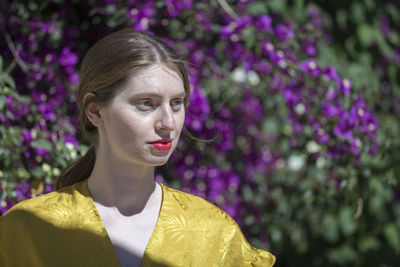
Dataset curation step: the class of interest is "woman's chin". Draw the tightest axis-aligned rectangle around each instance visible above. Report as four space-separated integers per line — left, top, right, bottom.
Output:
147 155 171 166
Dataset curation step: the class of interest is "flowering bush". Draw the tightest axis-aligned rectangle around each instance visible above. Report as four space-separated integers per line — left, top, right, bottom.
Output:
1 1 399 266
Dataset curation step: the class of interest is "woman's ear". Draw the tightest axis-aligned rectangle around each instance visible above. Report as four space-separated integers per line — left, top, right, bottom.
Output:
84 92 103 127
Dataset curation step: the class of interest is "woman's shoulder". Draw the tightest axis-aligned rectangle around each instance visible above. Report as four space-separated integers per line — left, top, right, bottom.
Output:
0 180 86 225
160 183 239 227
158 183 276 266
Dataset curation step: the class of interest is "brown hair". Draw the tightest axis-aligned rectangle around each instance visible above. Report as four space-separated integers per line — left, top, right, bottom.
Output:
54 28 191 190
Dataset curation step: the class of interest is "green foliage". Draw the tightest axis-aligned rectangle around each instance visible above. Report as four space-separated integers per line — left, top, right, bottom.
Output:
0 1 399 266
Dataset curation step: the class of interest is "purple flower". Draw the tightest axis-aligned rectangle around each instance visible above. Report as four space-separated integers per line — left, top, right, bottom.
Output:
255 15 273 32
339 79 352 96
64 134 79 146
126 3 155 31
227 173 240 189
36 21 57 34
368 143 379 156
185 85 210 132
362 117 379 134
274 22 294 42
23 151 31 159
58 48 78 67
323 66 340 83
380 16 390 38
270 73 285 92
222 202 239 218
236 15 252 29
308 6 325 29
32 71 43 81
69 72 79 84
196 11 213 31
220 22 237 40
189 49 205 65
284 82 302 107
302 38 316 56
0 196 16 215
22 130 33 144
215 120 233 151
239 95 263 123
255 60 273 74
218 108 231 119
37 120 47 131
159 36 174 48
314 128 330 144
261 39 274 54
327 144 342 159
37 103 55 120
293 123 303 134
220 16 251 42
393 49 400 66
300 58 320 77
164 0 193 18
32 146 49 156
284 90 301 106
261 39 285 65
15 182 32 200
333 119 353 140
322 101 341 118
349 137 362 155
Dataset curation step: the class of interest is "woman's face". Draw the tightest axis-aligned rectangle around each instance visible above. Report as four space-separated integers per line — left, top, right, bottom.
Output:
97 64 186 166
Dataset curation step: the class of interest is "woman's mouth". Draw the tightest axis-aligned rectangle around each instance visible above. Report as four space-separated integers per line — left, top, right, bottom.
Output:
148 139 173 151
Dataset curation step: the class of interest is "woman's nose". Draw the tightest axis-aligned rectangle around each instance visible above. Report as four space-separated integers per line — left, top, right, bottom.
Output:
155 105 176 131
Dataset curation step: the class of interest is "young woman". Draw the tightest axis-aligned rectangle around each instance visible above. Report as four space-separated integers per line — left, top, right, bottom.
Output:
0 28 275 267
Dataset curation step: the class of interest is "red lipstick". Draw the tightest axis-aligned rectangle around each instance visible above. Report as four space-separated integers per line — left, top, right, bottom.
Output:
148 139 172 151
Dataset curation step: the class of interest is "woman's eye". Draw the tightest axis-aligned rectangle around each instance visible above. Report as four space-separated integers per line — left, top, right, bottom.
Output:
137 99 154 109
171 99 183 110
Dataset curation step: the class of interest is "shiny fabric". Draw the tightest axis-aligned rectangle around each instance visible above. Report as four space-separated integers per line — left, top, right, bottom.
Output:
0 179 275 266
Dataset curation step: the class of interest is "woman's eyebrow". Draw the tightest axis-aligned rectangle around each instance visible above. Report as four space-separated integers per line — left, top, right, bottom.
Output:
130 92 186 98
174 92 186 98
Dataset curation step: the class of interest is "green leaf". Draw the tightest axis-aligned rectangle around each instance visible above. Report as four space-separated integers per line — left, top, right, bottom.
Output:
339 206 357 236
262 118 279 135
246 1 268 16
389 31 400 46
351 3 365 23
0 147 9 157
242 26 256 49
30 166 45 178
0 95 5 110
359 236 380 252
5 110 14 120
242 184 254 202
364 0 375 10
385 4 400 24
327 244 357 264
268 0 286 13
357 24 375 47
336 10 348 29
374 30 393 58
384 224 400 252
31 139 53 151
323 215 339 242
4 75 16 89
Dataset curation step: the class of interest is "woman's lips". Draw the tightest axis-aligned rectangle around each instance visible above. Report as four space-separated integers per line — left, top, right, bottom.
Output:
148 139 173 151
151 142 172 151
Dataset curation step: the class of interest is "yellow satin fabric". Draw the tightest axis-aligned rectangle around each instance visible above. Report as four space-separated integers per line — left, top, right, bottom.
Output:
0 179 275 266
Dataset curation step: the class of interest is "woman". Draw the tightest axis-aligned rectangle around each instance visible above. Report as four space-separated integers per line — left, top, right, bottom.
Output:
0 28 275 267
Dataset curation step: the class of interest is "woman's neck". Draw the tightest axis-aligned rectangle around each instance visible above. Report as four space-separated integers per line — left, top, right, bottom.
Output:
86 151 158 217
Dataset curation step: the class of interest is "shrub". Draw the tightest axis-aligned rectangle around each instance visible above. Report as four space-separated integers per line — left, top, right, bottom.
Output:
1 1 399 266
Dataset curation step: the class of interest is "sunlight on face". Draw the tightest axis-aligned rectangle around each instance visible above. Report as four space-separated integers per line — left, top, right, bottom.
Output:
98 64 186 166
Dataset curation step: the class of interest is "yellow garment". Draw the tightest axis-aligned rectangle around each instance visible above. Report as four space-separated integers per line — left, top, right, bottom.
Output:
0 179 275 266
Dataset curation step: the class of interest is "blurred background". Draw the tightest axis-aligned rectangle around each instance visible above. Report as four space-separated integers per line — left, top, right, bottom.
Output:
0 0 399 266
